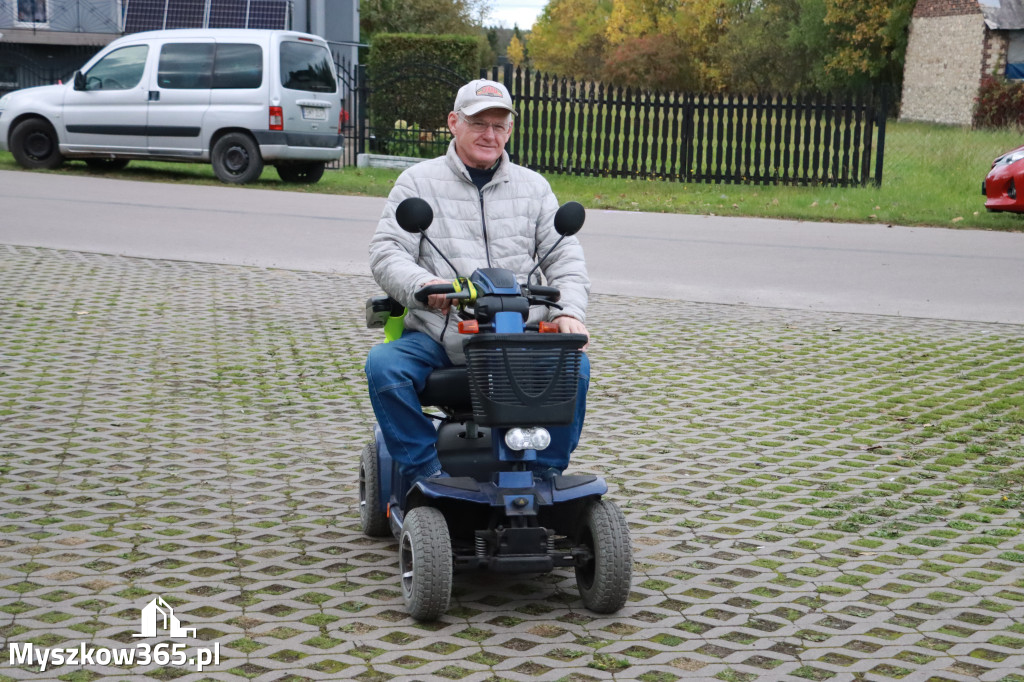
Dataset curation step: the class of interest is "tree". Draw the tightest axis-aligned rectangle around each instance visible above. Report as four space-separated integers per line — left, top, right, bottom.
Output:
529 0 613 79
605 0 676 45
360 0 490 41
602 34 700 91
823 0 914 92
507 33 526 69
715 0 830 93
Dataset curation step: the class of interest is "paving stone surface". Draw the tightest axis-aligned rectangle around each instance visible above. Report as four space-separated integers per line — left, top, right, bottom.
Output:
1 244 1023 682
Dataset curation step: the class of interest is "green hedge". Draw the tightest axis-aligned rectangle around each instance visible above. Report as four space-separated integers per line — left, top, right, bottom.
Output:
367 34 479 153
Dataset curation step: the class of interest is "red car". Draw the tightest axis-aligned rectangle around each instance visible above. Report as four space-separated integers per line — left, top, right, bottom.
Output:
984 145 1024 212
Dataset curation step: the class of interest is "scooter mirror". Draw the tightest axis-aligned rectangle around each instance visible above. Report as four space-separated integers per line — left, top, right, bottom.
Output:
553 201 585 236
395 197 434 233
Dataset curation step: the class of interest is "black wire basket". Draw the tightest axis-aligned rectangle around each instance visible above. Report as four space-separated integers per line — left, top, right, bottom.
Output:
463 333 587 427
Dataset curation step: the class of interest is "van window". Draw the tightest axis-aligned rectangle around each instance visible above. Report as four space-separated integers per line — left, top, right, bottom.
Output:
158 43 215 89
84 45 149 91
280 41 336 93
213 44 263 89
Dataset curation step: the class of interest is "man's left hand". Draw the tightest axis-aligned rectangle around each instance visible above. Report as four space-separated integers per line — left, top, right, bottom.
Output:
555 316 590 350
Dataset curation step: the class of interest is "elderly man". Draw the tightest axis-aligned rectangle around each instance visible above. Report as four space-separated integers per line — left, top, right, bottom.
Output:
365 78 591 484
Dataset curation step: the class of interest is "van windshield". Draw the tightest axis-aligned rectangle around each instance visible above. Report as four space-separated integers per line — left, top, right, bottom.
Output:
280 41 336 93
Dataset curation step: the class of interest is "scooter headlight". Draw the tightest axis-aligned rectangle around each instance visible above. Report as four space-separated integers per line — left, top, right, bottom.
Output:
504 427 551 451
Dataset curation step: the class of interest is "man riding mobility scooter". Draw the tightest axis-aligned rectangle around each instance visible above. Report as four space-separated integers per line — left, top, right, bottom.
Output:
361 197 632 621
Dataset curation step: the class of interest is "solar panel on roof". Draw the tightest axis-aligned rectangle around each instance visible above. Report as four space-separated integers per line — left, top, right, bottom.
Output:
207 0 246 28
165 0 206 28
124 0 289 32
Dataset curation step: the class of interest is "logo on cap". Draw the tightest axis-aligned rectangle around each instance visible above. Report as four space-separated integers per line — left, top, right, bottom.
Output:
476 84 504 98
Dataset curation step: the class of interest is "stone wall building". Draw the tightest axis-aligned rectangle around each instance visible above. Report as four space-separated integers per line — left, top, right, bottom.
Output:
901 0 1024 126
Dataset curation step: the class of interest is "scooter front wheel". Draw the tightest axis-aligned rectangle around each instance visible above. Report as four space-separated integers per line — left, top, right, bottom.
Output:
359 441 390 537
399 506 453 620
575 499 632 614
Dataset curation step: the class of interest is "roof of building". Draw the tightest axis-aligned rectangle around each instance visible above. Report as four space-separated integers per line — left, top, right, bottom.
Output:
980 0 1024 29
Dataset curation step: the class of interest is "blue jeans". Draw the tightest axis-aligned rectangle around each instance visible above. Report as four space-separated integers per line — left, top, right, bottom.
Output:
365 331 590 479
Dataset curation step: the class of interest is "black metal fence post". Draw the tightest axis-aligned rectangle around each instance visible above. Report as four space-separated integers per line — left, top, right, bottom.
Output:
874 86 889 188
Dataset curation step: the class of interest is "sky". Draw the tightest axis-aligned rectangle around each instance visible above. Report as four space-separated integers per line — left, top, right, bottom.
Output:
487 0 546 30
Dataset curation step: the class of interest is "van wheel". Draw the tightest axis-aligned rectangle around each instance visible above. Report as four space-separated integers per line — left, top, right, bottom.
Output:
276 162 325 184
85 158 130 171
212 132 263 184
10 118 64 170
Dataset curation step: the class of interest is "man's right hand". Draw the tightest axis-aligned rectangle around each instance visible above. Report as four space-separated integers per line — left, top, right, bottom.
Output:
420 279 452 313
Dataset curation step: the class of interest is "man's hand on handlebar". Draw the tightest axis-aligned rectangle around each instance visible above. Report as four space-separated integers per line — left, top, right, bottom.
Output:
555 315 590 350
420 279 453 313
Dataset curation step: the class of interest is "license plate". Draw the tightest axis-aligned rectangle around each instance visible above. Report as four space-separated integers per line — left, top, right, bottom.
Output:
301 106 328 121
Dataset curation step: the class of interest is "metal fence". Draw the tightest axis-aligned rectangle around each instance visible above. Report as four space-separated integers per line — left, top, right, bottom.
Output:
343 63 888 187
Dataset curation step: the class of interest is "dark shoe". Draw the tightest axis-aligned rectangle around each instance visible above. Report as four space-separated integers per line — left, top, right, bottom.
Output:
410 469 450 488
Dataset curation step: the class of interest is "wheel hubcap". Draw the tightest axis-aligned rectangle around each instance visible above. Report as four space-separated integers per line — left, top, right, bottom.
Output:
25 131 52 159
358 466 367 510
400 533 415 597
224 146 248 174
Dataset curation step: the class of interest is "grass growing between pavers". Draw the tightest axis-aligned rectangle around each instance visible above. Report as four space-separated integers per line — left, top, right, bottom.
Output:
0 245 1022 680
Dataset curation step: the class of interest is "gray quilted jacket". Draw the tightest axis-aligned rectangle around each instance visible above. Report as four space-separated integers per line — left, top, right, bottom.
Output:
369 140 590 364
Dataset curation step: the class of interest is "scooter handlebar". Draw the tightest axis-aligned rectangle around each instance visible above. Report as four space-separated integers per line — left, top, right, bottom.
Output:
525 284 561 303
413 283 457 303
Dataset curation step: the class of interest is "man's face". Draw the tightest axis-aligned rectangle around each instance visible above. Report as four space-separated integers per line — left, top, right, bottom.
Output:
448 108 513 170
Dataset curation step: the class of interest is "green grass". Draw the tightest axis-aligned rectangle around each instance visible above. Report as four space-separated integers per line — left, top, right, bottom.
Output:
3 120 1024 231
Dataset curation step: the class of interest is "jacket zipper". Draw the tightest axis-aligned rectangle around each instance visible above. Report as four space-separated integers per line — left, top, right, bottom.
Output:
478 189 492 267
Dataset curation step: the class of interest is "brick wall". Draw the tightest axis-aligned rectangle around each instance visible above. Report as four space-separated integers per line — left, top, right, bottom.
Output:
913 0 982 18
900 13 987 125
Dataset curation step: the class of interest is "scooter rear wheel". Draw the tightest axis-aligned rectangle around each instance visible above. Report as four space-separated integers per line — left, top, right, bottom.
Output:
575 499 632 614
400 506 452 621
359 441 390 537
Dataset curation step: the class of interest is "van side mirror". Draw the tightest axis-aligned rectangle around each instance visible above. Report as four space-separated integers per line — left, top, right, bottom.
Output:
73 71 86 91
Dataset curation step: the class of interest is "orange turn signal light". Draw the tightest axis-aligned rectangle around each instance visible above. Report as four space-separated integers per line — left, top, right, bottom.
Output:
458 320 480 334
538 321 559 333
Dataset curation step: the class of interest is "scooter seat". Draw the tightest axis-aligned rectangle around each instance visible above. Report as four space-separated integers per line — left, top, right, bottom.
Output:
420 367 473 413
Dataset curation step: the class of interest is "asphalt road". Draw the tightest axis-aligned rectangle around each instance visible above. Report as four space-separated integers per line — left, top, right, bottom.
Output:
2 169 1023 324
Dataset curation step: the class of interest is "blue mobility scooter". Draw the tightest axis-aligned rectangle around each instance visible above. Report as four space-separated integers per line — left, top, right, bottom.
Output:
361 197 632 621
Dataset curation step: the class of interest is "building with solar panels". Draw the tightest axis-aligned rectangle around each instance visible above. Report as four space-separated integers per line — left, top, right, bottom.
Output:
0 0 358 95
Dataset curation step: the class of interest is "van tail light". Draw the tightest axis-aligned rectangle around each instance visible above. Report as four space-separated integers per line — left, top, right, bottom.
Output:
269 106 283 131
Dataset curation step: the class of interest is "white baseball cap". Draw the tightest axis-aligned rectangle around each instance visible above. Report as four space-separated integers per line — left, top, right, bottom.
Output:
453 79 517 117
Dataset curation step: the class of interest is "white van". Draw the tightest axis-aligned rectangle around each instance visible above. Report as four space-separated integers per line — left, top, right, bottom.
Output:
0 29 343 184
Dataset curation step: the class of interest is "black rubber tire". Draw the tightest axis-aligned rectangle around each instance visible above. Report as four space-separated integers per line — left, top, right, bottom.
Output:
276 162 325 184
359 441 390 537
575 499 632 614
211 132 263 184
10 118 64 170
85 158 130 171
399 506 452 621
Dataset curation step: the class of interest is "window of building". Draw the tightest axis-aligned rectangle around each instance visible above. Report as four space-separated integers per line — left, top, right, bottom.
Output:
17 0 48 24
1006 31 1024 79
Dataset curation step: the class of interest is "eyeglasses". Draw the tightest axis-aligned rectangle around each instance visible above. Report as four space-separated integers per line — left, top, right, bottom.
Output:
458 113 512 134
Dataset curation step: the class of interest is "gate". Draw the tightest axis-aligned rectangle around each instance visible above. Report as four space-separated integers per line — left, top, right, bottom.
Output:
334 59 472 166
